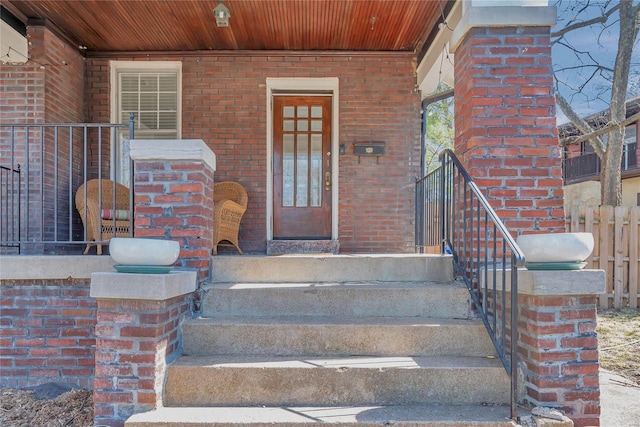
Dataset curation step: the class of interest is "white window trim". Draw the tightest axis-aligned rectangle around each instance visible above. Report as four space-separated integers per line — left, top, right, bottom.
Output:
109 61 183 182
265 77 340 241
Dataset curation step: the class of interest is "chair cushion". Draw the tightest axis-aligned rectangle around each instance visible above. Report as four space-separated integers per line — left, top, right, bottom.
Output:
101 209 131 221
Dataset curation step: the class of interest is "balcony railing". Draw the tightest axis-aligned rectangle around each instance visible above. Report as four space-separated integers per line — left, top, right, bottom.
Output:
563 142 638 184
0 117 134 254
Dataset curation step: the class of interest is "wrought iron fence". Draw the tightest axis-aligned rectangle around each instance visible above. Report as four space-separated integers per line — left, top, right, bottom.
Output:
415 149 526 420
0 116 134 254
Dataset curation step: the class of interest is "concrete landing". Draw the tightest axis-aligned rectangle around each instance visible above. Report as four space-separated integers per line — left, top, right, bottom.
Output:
210 254 454 283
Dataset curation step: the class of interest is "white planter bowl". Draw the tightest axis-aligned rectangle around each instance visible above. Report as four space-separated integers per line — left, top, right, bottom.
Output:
109 238 180 266
516 232 594 264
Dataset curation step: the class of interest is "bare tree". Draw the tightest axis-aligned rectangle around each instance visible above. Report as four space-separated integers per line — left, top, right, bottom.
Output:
553 0 640 206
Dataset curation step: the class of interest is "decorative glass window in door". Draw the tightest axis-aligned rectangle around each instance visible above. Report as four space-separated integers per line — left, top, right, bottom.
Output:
281 104 323 207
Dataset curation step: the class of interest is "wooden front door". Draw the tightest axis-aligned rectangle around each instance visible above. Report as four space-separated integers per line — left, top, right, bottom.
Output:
273 96 332 239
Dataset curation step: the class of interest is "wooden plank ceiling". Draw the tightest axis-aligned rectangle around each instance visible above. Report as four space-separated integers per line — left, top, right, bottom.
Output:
6 0 444 53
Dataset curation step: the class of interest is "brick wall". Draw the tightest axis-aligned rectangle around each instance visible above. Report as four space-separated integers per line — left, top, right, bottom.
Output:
0 24 85 253
0 280 96 389
519 294 601 427
454 27 565 235
85 53 421 253
132 152 215 301
93 293 191 426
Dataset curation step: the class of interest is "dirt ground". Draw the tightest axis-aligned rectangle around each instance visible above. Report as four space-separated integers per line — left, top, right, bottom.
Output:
597 308 640 384
0 387 92 427
1 309 637 426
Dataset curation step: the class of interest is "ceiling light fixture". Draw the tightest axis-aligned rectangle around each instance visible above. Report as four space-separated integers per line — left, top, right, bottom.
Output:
213 3 230 27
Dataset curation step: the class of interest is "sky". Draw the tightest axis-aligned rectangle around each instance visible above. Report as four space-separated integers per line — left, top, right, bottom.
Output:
551 0 640 123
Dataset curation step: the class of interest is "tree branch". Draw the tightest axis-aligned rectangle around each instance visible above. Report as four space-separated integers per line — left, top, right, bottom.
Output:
551 3 621 38
561 111 640 146
555 93 606 157
555 64 615 74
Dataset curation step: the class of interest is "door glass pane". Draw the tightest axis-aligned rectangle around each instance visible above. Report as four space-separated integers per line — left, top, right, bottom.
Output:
283 106 295 118
297 106 308 118
310 134 323 207
296 134 308 207
311 120 322 132
282 135 294 207
311 106 322 118
297 120 308 131
283 120 294 132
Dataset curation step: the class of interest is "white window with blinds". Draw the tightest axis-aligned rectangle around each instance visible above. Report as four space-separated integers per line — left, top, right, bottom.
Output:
110 61 182 186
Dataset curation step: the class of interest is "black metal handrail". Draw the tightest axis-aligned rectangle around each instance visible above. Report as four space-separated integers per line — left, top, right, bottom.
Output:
416 149 526 420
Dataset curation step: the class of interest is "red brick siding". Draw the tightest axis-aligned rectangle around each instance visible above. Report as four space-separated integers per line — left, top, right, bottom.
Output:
134 159 214 288
0 25 85 253
85 54 421 253
93 294 190 427
518 294 601 427
0 32 46 252
0 280 96 389
454 27 565 235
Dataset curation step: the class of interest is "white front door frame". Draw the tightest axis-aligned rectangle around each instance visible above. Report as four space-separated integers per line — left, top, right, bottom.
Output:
265 77 340 241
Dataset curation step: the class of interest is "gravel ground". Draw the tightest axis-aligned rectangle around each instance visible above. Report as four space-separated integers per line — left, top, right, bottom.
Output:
0 386 93 427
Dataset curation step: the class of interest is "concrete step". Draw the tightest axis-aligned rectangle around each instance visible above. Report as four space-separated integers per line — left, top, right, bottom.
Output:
182 316 496 357
201 281 471 319
126 404 517 427
164 355 510 407
210 254 453 283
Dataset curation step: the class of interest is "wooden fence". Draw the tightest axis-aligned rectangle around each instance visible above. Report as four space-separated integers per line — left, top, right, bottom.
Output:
566 205 639 309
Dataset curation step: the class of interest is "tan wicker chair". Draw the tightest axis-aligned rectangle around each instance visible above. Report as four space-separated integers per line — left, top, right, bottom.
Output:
212 181 248 255
75 179 131 255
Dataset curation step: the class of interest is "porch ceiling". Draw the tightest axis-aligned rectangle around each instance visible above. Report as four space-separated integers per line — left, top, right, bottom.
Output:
6 0 446 54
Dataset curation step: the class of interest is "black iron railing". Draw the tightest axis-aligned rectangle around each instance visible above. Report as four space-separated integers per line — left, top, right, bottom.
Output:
0 164 21 254
416 149 526 420
563 142 637 184
0 115 134 254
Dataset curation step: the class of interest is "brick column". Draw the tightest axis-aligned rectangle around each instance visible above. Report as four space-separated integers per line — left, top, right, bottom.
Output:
451 5 565 235
130 139 216 309
90 271 196 427
515 269 605 426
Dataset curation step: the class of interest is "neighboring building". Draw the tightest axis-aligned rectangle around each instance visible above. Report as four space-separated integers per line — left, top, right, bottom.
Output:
560 97 640 207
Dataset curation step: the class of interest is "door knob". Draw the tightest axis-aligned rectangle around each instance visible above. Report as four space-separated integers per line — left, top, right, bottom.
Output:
325 171 331 190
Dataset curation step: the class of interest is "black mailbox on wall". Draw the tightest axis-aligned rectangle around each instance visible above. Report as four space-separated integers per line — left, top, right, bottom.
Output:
353 141 386 162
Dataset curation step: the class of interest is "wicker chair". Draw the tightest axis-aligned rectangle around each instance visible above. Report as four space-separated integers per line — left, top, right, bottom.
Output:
75 179 131 255
212 181 248 255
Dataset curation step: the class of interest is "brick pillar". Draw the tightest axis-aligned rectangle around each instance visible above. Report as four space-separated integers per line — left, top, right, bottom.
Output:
451 5 565 235
130 139 216 310
91 271 196 427
516 269 605 426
